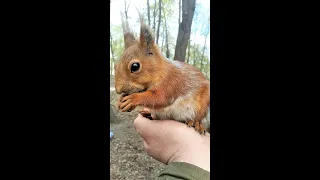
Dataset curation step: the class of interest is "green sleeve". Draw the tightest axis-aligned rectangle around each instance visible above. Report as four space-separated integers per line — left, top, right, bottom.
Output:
156 162 210 180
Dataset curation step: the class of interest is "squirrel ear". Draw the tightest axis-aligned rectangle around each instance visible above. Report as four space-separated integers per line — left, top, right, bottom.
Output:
140 24 155 47
121 12 136 49
138 14 155 55
124 32 136 49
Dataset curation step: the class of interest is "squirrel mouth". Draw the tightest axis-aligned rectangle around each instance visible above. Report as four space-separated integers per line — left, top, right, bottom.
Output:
122 89 146 97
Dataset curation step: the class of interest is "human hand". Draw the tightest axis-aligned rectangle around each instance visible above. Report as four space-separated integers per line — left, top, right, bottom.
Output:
133 114 210 172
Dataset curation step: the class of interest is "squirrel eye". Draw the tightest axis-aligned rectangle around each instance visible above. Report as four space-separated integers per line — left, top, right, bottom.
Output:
131 62 140 73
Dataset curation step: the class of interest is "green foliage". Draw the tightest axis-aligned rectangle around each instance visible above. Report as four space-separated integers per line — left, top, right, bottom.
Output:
186 42 210 79
110 24 125 61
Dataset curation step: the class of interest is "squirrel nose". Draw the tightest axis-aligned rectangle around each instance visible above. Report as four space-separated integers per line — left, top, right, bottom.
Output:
115 85 122 94
115 81 127 94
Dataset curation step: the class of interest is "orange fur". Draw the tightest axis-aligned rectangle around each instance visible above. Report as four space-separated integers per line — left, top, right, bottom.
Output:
115 16 210 134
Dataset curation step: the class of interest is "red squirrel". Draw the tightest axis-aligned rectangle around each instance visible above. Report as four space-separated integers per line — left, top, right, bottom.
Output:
114 15 210 134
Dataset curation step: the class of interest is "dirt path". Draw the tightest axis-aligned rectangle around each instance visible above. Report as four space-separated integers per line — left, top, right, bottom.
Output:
110 76 165 180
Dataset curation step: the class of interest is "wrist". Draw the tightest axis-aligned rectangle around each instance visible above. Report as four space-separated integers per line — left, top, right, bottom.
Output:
169 141 210 172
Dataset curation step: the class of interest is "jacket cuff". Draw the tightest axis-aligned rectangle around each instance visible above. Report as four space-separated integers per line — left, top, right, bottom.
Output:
157 162 210 180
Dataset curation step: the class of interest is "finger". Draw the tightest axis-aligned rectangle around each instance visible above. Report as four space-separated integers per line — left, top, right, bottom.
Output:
133 114 157 137
121 95 130 103
127 106 135 112
121 103 132 112
119 100 130 109
133 114 182 138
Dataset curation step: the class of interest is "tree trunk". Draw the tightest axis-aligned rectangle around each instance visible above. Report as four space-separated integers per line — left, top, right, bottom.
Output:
174 0 196 62
179 0 181 24
153 0 157 31
165 33 170 58
147 0 151 26
156 0 162 45
161 23 165 51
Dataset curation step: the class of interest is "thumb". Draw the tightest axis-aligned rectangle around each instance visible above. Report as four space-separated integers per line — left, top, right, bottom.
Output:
134 114 183 140
133 114 157 138
133 114 164 139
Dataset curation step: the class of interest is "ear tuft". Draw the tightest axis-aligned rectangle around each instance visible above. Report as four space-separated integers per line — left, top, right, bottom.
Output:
141 24 155 44
135 8 155 52
139 21 155 55
120 11 136 49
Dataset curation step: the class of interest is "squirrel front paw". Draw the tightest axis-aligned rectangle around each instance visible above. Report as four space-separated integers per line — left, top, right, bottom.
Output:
118 94 137 112
139 109 153 120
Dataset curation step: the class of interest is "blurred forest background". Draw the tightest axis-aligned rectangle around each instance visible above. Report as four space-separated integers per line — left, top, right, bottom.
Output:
110 0 210 79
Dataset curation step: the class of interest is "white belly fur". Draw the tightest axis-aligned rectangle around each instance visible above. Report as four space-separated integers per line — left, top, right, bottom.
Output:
149 93 196 122
148 94 210 129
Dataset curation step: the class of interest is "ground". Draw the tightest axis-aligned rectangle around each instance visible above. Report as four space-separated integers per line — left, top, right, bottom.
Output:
110 76 165 180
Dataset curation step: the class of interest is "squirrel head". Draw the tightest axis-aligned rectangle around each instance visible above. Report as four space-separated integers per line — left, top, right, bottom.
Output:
115 14 165 95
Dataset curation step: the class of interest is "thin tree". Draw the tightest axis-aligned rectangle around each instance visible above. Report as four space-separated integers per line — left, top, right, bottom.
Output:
200 36 207 71
200 17 210 71
110 33 116 75
193 43 198 66
174 0 196 62
153 0 157 31
147 0 151 26
124 0 130 20
187 39 191 64
164 10 170 58
179 0 181 24
161 23 165 51
156 0 162 44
